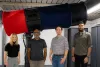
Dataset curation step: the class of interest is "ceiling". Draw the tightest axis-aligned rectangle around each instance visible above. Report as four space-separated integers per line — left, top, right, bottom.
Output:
86 0 100 20
86 0 100 9
0 0 86 10
88 8 100 20
0 0 100 21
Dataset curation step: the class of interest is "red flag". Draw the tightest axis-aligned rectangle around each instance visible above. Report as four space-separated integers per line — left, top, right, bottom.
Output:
2 10 28 36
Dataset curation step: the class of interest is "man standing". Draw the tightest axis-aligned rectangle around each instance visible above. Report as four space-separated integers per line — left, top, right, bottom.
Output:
72 21 92 67
49 26 69 67
27 29 47 67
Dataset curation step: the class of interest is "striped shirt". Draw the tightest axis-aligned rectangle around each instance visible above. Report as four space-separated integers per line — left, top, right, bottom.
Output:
73 31 92 56
51 36 69 55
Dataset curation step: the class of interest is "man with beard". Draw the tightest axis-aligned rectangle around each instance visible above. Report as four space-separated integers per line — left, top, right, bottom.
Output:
72 21 92 67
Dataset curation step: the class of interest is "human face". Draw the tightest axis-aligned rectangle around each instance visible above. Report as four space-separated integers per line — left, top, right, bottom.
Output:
33 29 40 38
55 27 62 36
12 35 17 42
78 23 85 32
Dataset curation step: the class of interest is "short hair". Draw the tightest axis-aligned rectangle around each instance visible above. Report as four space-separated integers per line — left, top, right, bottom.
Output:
55 26 63 30
79 21 85 25
33 29 40 32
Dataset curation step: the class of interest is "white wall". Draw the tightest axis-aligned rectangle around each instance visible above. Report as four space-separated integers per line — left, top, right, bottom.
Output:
0 25 2 65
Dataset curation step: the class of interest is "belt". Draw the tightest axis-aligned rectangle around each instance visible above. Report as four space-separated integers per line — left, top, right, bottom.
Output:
53 54 64 56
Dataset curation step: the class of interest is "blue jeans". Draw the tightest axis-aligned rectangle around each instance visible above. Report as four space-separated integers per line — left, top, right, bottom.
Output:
52 55 65 67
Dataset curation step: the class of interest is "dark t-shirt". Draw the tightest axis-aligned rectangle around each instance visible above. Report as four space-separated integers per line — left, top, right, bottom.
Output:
5 43 20 57
28 38 47 61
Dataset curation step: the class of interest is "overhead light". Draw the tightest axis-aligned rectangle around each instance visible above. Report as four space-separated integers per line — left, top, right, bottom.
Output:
87 3 100 14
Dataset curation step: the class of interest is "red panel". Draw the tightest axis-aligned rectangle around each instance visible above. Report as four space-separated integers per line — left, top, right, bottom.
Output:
2 10 28 36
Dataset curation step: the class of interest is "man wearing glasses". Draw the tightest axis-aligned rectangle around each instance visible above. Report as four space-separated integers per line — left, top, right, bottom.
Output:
27 29 47 67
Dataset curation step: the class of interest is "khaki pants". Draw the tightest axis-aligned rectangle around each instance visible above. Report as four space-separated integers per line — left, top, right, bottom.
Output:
7 57 19 67
30 60 44 67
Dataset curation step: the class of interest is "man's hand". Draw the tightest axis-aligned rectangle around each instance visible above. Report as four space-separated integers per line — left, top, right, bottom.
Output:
49 56 52 63
84 57 89 63
72 56 75 62
60 58 66 64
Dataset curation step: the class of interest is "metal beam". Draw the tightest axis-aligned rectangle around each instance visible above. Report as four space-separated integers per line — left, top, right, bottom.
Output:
0 2 56 7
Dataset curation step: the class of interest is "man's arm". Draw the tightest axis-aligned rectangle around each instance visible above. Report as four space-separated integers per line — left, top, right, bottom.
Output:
87 34 92 57
71 35 76 62
72 47 75 57
49 49 53 57
64 37 69 59
27 48 31 61
49 49 53 62
44 48 47 61
84 47 92 63
64 50 68 59
49 39 53 63
84 33 92 63
87 47 92 57
49 39 53 57
42 40 47 61
27 40 31 61
60 37 69 64
72 36 76 57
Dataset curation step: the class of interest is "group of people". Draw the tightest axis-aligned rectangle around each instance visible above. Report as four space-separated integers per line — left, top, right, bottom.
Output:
4 21 92 67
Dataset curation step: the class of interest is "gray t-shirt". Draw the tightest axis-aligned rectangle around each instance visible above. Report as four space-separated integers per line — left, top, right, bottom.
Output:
51 36 69 55
73 31 92 56
28 38 47 61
